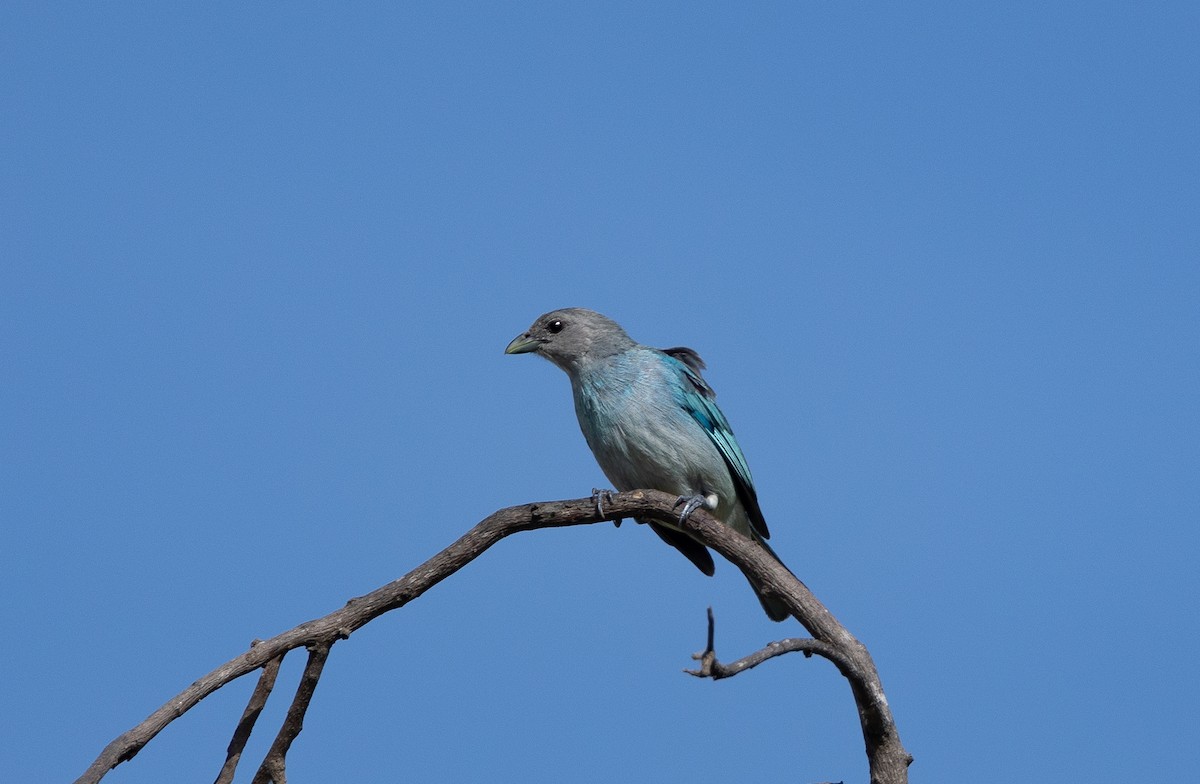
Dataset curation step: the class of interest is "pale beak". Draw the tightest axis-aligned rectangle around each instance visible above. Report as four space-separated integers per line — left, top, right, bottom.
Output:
504 333 541 354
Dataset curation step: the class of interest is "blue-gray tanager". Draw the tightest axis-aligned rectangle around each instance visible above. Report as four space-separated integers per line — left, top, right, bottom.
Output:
506 308 790 621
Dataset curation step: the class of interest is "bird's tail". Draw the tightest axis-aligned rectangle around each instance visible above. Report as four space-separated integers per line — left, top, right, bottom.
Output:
749 536 799 622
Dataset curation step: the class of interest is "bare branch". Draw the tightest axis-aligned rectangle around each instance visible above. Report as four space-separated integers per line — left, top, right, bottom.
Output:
76 492 634 784
690 636 849 678
75 490 910 784
662 495 914 784
684 607 853 679
251 644 330 784
214 650 284 784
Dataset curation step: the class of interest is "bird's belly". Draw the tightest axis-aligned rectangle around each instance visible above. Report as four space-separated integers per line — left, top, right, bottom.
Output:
585 407 731 503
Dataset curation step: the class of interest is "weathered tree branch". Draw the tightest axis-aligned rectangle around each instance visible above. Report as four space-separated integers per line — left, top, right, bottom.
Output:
75 490 909 784
685 606 854 679
669 498 914 784
250 643 329 784
214 649 283 784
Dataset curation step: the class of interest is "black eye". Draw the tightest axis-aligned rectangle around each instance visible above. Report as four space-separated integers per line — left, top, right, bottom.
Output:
547 319 564 334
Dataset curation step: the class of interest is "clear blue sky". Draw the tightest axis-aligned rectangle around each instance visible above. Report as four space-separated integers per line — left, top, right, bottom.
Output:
3 3 1197 782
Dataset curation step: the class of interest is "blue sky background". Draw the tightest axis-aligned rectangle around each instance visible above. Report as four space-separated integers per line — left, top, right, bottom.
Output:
3 3 1197 782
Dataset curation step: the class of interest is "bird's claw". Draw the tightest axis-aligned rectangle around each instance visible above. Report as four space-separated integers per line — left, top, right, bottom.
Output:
591 488 622 526
673 494 712 526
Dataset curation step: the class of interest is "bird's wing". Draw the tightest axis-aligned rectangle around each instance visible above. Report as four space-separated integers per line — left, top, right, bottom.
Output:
661 349 771 540
661 346 707 374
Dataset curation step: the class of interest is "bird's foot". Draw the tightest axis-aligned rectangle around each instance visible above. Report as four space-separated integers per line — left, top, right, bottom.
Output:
673 493 717 526
591 488 622 526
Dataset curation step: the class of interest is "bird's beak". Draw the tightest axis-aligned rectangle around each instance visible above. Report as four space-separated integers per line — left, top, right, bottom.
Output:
504 333 541 355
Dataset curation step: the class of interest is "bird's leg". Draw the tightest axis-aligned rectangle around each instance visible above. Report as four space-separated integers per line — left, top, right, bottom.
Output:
673 493 718 526
591 487 622 526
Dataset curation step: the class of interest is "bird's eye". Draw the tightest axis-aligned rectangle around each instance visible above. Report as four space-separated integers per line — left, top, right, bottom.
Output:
547 319 564 334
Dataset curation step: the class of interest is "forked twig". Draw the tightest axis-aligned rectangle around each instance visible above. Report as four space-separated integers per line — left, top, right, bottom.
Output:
251 644 330 784
214 648 284 784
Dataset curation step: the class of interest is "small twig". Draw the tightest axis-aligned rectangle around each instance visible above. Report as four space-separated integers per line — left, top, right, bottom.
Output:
214 650 284 784
704 606 715 653
688 636 851 679
251 644 331 784
684 608 851 680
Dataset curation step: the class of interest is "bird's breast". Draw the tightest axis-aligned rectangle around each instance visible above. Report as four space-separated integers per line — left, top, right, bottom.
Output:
571 365 726 500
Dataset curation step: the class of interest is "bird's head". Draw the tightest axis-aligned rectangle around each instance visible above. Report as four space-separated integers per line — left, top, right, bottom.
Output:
505 308 635 373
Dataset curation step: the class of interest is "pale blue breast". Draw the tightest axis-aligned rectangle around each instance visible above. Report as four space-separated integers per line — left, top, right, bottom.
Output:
570 349 740 525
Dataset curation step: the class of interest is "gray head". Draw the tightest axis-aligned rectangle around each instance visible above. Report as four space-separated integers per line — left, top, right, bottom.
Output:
505 308 636 373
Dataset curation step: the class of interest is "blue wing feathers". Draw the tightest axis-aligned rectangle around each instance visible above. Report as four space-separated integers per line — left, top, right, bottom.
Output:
659 349 771 540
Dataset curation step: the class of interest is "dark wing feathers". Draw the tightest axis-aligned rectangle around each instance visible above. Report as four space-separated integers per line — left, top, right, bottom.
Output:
660 347 771 541
647 522 716 576
661 346 707 376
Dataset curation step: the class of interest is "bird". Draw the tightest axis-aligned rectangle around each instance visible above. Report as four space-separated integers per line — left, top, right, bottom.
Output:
505 307 791 621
